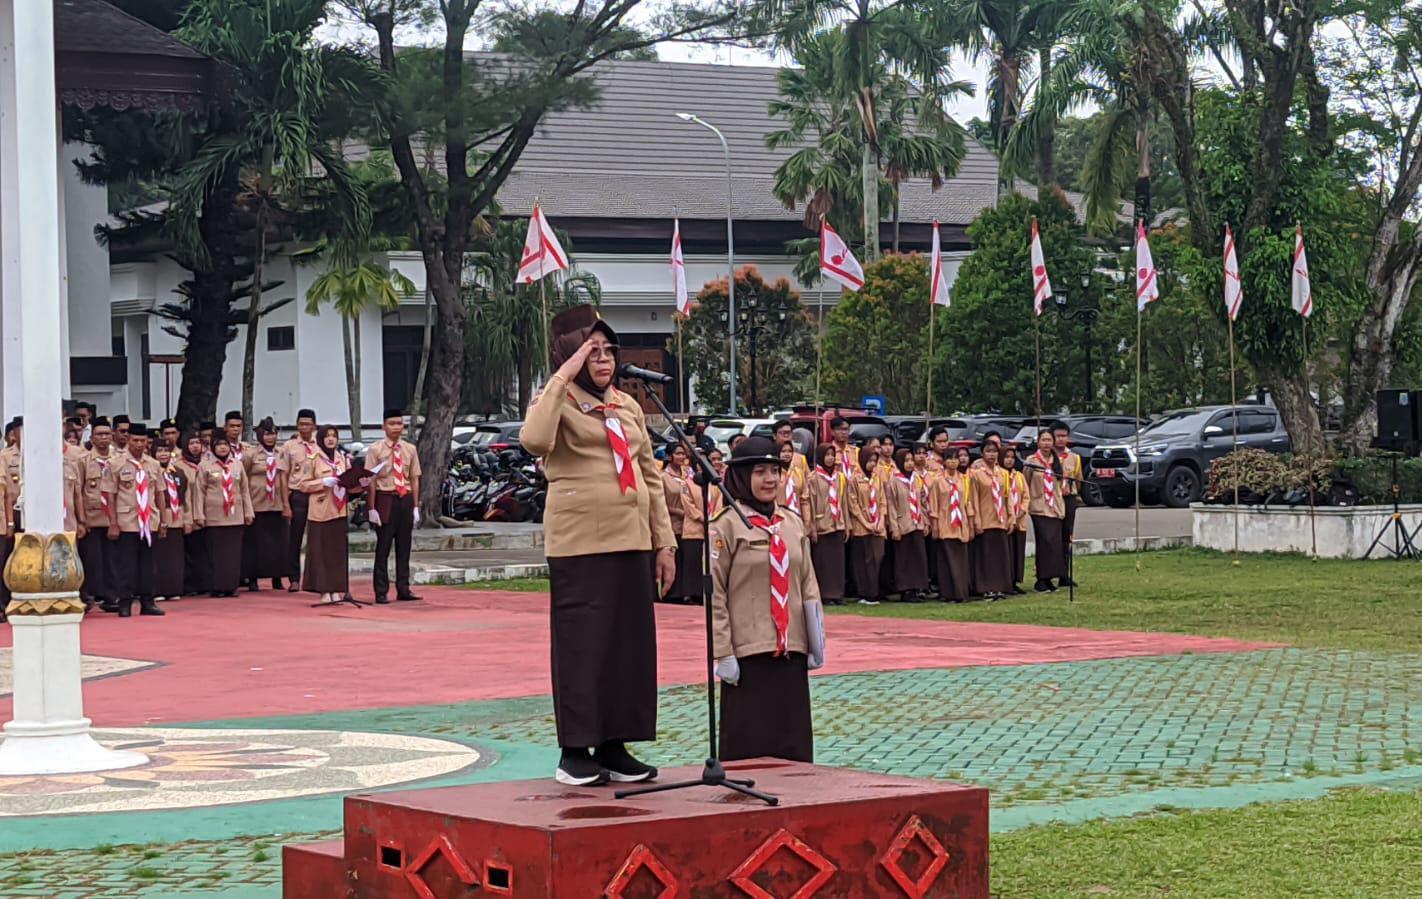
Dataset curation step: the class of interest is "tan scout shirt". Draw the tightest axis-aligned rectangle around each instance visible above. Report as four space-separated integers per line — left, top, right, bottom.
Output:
194 457 254 528
928 471 973 542
245 445 286 513
1059 450 1083 497
846 476 886 538
281 437 319 492
112 453 166 534
804 467 846 539
81 449 120 528
62 453 81 532
1007 469 1030 532
363 438 421 497
0 444 19 512
159 464 194 530
709 503 822 659
661 466 706 540
520 374 675 558
296 452 353 524
226 440 258 467
967 465 1013 533
885 473 926 539
833 442 860 482
1027 452 1067 519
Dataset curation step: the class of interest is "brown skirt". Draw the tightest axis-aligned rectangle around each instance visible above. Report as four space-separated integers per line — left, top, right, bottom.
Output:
720 652 813 763
152 530 185 598
1010 528 1027 585
244 510 288 580
892 531 930 593
932 539 971 602
971 530 1013 595
206 525 245 594
669 536 704 600
848 535 885 600
302 519 349 594
810 531 847 600
1032 515 1067 580
547 550 658 748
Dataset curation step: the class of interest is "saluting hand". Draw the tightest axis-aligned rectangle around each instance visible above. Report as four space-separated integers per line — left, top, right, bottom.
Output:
554 338 597 384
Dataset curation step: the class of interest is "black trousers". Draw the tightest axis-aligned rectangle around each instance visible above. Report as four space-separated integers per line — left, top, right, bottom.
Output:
79 529 112 600
285 491 309 582
373 492 414 598
110 532 155 600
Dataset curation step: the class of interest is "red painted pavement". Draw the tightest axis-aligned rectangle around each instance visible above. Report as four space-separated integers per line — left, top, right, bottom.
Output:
0 586 1274 726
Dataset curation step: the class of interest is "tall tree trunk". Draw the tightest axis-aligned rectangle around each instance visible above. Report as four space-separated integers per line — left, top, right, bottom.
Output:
346 315 363 442
516 347 533 415
240 203 265 437
891 188 901 254
995 51 1022 194
1036 47 1056 190
861 138 880 260
1340 240 1422 454
175 169 242 430
1133 113 1151 227
413 273 466 526
1261 365 1324 456
410 288 433 442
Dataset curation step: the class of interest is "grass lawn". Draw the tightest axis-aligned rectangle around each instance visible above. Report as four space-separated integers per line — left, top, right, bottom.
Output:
991 787 1422 897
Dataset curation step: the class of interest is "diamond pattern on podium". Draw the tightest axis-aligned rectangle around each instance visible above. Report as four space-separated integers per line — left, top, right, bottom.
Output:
878 815 950 897
405 833 478 899
603 843 678 897
729 828 837 898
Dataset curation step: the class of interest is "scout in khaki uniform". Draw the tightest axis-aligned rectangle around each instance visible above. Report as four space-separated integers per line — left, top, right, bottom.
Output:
1002 445 1030 595
152 443 192 603
829 416 860 482
967 440 1014 599
282 409 319 592
845 446 886 604
927 449 973 602
659 442 705 605
160 418 182 451
177 431 209 595
771 419 810 513
242 418 288 592
80 418 119 609
363 409 423 604
0 419 17 614
1028 429 1068 592
709 437 825 763
296 424 362 604
107 423 166 617
885 448 931 600
223 411 257 467
804 443 847 605
1053 422 1082 587
194 434 254 596
520 304 675 788
111 415 131 453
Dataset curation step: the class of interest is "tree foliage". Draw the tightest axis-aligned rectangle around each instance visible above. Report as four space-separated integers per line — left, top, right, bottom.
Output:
820 253 934 414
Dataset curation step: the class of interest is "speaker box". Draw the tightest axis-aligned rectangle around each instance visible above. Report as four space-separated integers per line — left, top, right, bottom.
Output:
1376 388 1419 444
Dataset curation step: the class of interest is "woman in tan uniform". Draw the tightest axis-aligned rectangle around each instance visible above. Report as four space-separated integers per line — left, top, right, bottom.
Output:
1027 429 1067 592
520 305 676 787
967 440 1013 600
927 449 973 602
152 442 192 604
194 434 254 596
846 446 886 604
660 443 705 605
177 431 209 596
243 418 288 592
709 437 825 762
296 425 359 604
1002 445 1030 595
804 443 847 605
886 448 930 600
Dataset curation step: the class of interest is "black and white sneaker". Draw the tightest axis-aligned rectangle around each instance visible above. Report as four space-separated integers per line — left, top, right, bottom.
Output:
594 743 658 783
555 751 609 786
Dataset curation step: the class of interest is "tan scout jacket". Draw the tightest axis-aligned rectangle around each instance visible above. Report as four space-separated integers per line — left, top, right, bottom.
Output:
1027 452 1067 519
709 503 823 659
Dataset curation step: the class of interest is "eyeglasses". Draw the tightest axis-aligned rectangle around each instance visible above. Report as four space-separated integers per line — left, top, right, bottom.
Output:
588 344 619 361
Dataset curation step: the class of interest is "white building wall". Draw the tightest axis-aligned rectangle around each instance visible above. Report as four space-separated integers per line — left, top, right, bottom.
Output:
61 143 111 360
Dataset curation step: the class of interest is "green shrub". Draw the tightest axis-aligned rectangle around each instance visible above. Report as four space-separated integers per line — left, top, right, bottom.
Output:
1335 456 1422 504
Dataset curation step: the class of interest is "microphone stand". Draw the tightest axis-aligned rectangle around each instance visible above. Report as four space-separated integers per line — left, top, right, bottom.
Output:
616 371 777 806
1020 460 1090 604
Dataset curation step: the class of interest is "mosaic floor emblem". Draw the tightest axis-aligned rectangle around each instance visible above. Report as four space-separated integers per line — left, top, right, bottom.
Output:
0 728 480 817
0 650 156 696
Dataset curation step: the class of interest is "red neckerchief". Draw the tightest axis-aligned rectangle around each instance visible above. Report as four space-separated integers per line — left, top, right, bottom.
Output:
592 403 637 493
815 465 841 524
896 471 923 527
745 512 790 655
986 466 1006 521
164 466 182 522
1034 450 1057 507
131 457 153 545
217 457 236 517
391 440 409 497
867 478 880 526
95 451 113 517
948 474 965 528
263 447 278 501
783 470 800 513
1009 469 1024 518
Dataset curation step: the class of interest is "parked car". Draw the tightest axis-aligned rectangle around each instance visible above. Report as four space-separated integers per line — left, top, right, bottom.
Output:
470 421 525 454
882 416 972 445
1089 405 1291 508
703 418 778 453
787 406 891 446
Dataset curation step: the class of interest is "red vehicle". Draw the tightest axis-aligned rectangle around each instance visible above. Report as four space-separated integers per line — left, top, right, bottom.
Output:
788 406 891 445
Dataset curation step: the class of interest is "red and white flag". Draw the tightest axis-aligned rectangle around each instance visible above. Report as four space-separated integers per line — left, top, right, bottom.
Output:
1030 217 1053 316
516 205 568 284
670 217 689 316
1135 221 1159 311
1223 224 1243 322
1291 224 1312 318
820 221 864 291
929 220 951 307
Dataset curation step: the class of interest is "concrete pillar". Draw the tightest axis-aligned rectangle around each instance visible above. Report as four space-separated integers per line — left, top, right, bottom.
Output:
0 2 20 419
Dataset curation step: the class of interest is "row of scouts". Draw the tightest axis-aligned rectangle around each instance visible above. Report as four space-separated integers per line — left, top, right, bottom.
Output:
0 405 423 620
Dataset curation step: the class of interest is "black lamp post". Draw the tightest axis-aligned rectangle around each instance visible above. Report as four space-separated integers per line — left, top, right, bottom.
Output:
1054 273 1100 411
721 298 788 414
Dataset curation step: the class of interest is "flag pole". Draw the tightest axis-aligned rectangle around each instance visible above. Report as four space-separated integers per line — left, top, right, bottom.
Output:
1228 313 1240 557
815 215 826 422
677 315 686 415
1303 315 1317 558
535 200 550 381
926 301 935 429
1135 301 1143 569
1034 314 1043 428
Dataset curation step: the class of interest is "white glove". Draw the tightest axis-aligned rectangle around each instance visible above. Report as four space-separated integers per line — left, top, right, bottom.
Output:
413 507 422 526
368 509 382 527
805 602 826 671
321 476 338 488
716 656 741 686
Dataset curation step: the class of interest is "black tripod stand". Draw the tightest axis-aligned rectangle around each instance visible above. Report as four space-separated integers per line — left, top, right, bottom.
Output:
615 378 777 805
1363 452 1419 560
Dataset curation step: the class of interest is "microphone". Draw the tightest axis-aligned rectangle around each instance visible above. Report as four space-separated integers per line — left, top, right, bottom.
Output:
617 362 673 384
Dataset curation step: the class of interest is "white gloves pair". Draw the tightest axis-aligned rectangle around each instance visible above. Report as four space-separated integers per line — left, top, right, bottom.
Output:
368 510 382 527
716 656 741 686
716 603 827 686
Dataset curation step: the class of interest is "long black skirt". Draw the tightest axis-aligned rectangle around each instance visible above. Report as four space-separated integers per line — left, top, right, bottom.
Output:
79 530 111 600
1032 515 1067 580
184 528 210 595
932 539 971 602
547 550 658 748
720 652 813 763
892 531 930 593
668 536 703 600
206 525 245 594
879 535 896 595
810 532 846 600
244 511 288 580
1010 528 1027 585
971 530 1013 595
152 530 185 598
848 535 885 600
302 519 349 594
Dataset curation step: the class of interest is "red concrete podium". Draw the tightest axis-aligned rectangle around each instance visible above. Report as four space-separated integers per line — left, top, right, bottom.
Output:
284 759 989 898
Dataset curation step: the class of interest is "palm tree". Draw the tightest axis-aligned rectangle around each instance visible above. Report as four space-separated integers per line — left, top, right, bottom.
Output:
170 0 375 432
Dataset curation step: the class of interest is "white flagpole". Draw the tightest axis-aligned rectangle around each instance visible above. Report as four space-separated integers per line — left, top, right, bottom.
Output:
1229 313 1239 556
1135 301 1142 565
535 200 549 377
926 302 935 429
1303 315 1317 558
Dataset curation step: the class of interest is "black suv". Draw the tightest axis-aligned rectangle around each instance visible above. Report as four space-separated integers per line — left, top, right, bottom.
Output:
1089 405 1292 507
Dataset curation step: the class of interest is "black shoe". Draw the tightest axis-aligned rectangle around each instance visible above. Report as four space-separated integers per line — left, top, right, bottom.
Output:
556 750 610 786
139 597 165 617
1058 576 1077 588
1011 586 1026 595
117 599 133 618
272 577 285 590
1034 580 1055 593
287 582 300 593
99 599 119 613
375 595 390 605
593 742 658 783
396 593 422 602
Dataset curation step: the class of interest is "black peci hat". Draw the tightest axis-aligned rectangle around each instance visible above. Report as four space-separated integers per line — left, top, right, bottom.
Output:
296 409 316 422
129 423 149 437
113 415 130 427
91 416 111 429
198 420 216 431
159 418 178 431
382 408 405 421
727 436 787 469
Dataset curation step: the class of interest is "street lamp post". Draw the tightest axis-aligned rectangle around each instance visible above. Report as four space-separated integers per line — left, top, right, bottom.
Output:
721 300 788 414
1054 273 1100 411
675 113 736 414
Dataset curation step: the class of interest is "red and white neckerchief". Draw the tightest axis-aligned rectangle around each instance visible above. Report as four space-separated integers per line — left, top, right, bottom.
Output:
989 468 1006 521
745 512 791 655
218 458 236 517
303 440 318 460
592 404 637 494
783 471 800 513
948 477 965 529
867 479 880 525
391 441 409 497
327 453 349 513
131 458 154 546
815 465 841 525
263 448 279 501
95 452 112 517
1034 450 1057 507
230 442 244 465
164 467 182 522
896 472 923 527
1009 470 1024 519
839 445 855 479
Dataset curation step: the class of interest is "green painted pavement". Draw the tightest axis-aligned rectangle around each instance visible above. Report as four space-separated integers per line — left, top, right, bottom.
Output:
6 647 1422 897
